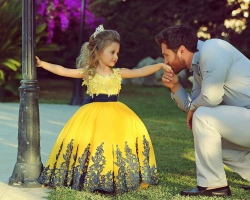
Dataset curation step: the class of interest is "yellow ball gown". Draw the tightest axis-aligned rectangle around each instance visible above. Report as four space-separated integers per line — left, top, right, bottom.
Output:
38 68 158 193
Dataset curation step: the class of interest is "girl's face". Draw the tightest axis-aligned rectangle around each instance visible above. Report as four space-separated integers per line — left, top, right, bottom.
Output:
99 42 120 67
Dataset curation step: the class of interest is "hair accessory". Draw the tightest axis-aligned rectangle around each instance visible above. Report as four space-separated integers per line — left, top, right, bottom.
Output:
93 25 105 38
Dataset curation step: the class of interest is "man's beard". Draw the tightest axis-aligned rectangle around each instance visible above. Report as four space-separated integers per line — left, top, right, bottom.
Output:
172 67 182 74
172 59 186 74
170 54 187 74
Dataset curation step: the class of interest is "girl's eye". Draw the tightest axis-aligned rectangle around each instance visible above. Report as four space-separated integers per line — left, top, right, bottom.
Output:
111 51 118 56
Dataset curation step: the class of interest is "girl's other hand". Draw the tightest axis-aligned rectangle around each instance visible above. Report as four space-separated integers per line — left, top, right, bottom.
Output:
161 63 173 73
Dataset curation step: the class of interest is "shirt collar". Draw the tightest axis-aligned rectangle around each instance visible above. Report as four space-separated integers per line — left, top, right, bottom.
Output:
191 40 204 71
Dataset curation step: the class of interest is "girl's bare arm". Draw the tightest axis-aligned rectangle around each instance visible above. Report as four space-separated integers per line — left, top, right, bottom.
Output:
119 63 172 78
36 56 87 79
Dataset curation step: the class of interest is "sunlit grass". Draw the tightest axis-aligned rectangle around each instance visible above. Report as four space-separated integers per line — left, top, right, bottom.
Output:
37 78 250 200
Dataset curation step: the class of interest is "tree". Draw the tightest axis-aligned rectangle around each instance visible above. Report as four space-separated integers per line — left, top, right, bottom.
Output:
89 0 180 68
88 0 250 69
36 0 101 43
0 0 59 101
35 0 103 71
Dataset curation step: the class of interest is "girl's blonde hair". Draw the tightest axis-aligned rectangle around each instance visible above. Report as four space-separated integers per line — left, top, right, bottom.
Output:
76 29 120 80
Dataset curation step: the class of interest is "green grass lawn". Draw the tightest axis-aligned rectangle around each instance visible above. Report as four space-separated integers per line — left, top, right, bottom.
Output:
37 78 250 200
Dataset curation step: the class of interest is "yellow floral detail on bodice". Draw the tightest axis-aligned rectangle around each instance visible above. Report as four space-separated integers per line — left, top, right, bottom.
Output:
82 68 122 97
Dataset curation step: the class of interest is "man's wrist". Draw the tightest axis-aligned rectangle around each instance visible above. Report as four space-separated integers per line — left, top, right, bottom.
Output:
170 82 181 94
189 104 197 112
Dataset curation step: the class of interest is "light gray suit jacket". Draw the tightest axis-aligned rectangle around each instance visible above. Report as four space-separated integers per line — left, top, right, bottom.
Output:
171 39 250 112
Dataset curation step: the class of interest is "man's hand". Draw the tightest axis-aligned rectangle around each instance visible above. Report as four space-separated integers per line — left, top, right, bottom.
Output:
162 70 181 93
187 110 194 130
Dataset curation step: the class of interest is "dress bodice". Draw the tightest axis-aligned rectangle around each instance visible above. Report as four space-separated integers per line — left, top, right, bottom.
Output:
82 68 122 97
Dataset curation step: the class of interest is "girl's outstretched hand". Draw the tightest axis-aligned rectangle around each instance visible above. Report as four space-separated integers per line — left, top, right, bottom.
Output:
35 56 42 67
161 64 180 93
161 63 173 73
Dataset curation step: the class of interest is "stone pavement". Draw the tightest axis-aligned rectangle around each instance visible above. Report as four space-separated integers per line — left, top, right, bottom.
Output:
0 103 80 200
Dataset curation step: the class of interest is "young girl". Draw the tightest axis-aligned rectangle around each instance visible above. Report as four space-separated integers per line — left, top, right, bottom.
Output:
36 25 172 194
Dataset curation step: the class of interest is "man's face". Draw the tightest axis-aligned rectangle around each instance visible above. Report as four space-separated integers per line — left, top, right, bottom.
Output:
161 43 187 74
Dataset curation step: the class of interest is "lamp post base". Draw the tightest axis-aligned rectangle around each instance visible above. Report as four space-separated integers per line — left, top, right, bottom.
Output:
9 162 43 188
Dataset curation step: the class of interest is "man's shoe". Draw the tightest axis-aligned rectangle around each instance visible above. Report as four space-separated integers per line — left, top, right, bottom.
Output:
180 185 231 196
242 185 250 190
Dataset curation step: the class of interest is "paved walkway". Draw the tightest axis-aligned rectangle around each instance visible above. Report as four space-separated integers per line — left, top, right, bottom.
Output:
0 103 80 200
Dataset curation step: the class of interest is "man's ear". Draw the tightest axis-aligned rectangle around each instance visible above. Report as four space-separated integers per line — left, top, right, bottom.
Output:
179 45 186 53
176 45 184 57
177 45 186 60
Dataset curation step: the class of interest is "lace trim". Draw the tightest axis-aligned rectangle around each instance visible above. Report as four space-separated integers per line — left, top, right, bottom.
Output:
38 136 158 193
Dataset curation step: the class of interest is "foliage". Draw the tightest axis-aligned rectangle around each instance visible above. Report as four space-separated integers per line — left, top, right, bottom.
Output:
35 0 250 69
88 0 250 68
2 0 250 99
36 0 103 44
228 9 250 57
0 0 22 99
35 0 104 75
0 0 60 101
88 0 176 68
41 83 250 199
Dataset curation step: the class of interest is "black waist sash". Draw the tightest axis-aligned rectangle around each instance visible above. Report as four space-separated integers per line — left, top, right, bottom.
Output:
92 94 118 102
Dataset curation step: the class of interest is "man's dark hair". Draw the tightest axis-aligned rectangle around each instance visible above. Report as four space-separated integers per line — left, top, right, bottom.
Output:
155 25 198 53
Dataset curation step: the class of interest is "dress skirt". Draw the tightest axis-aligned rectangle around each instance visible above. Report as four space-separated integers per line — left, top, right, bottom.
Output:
38 101 158 193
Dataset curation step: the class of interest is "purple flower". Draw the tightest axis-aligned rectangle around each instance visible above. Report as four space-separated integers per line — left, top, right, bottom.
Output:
36 0 102 42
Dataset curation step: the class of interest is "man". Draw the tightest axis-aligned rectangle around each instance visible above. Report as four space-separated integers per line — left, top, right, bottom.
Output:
155 25 250 197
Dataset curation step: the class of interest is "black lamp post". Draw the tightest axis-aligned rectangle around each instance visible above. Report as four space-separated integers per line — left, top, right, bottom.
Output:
70 0 86 105
9 0 42 187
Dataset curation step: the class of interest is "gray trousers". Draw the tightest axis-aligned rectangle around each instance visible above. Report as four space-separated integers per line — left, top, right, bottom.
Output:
192 105 250 187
